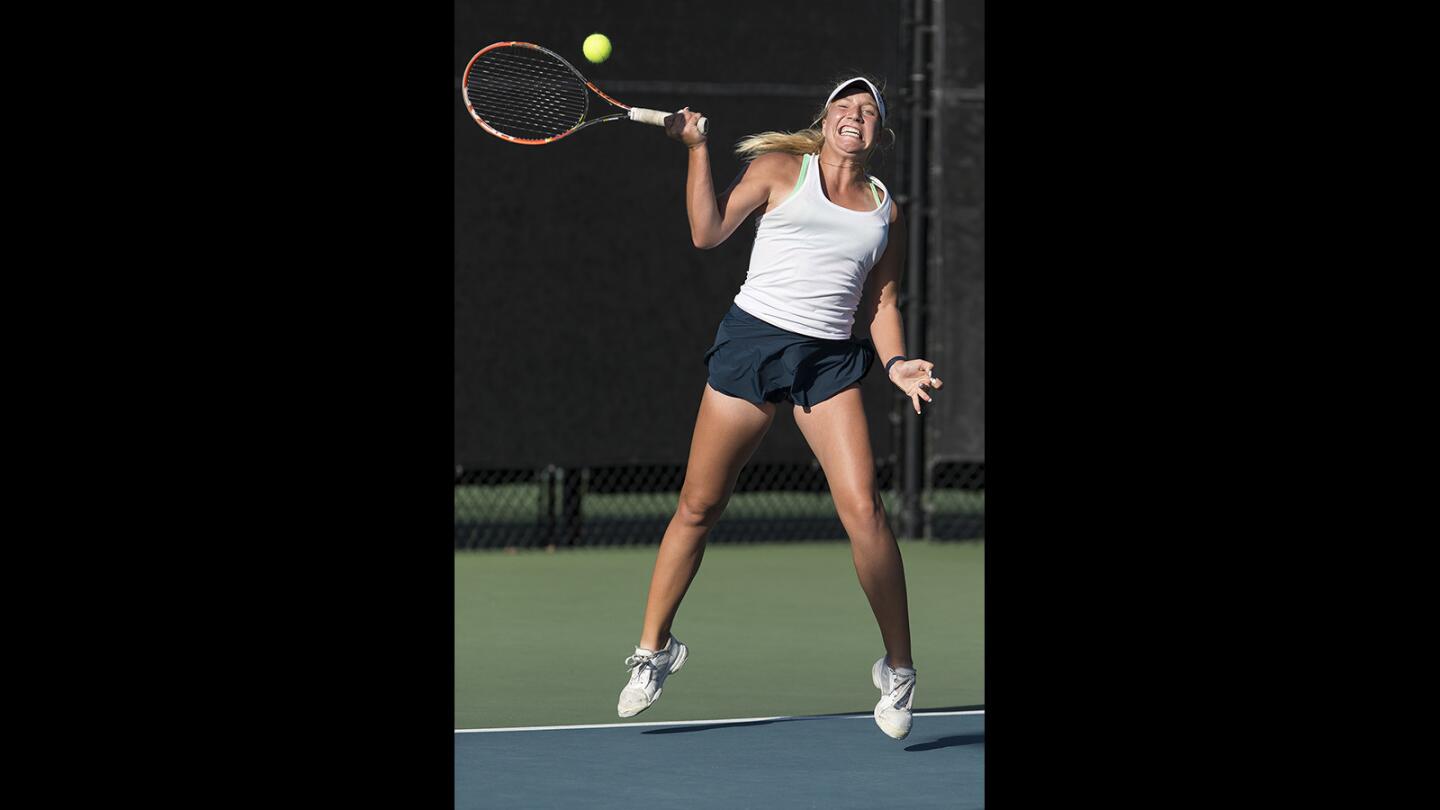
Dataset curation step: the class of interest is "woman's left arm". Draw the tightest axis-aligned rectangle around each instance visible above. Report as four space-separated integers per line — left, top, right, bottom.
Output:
856 203 944 414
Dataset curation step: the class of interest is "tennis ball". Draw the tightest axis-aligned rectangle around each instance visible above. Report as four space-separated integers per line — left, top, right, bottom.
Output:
583 33 612 64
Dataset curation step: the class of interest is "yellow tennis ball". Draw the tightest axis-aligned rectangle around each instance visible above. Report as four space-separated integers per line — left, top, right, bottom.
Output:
583 33 612 64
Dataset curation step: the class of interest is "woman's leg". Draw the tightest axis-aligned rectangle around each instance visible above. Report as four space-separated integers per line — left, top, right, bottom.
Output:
637 384 777 651
792 385 913 668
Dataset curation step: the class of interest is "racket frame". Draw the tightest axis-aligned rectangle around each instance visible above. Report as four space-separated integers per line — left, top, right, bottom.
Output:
462 41 706 145
462 41 640 145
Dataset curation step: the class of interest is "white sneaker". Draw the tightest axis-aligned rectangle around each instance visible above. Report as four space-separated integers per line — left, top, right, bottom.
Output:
872 656 916 739
617 636 689 718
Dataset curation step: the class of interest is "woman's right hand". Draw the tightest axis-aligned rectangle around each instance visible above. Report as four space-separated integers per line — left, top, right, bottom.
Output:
665 107 707 147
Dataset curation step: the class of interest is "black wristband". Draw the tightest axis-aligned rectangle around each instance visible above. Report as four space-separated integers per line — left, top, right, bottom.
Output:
885 355 908 374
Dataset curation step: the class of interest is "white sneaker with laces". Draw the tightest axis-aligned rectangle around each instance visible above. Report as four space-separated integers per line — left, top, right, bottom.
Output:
617 635 689 718
872 656 916 739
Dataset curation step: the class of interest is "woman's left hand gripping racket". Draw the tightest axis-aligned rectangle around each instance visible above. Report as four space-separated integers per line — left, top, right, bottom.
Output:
462 41 709 146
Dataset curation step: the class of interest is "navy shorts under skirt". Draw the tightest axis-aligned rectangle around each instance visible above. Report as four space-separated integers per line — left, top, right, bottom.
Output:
703 303 875 410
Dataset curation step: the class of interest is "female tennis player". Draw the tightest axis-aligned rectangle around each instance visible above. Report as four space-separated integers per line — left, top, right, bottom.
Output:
617 77 940 740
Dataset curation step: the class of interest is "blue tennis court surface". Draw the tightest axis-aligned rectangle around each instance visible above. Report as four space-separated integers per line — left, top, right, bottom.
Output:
456 710 984 808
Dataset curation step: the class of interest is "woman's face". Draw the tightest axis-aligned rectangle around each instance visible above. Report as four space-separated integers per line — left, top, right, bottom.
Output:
823 88 882 156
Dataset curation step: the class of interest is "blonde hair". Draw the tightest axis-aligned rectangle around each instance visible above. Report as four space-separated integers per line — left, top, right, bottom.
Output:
734 128 827 160
735 75 894 166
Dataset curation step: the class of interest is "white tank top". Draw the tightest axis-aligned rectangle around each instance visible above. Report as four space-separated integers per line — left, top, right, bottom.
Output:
733 153 892 340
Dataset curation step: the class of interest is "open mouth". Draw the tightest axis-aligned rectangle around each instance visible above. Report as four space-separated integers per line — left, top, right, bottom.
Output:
838 126 862 138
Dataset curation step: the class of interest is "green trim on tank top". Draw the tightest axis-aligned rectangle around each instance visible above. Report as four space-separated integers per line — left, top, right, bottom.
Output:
793 153 810 194
794 153 882 208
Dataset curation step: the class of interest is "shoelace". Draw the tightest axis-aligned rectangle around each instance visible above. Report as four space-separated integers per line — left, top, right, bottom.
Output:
886 670 916 710
624 652 658 688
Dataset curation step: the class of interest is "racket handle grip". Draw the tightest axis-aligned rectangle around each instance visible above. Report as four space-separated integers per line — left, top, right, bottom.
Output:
631 107 709 137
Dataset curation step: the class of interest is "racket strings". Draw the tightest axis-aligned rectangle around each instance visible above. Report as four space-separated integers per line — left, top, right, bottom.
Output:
466 47 589 139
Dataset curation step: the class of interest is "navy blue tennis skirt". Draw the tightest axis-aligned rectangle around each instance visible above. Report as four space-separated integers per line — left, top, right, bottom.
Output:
702 303 875 410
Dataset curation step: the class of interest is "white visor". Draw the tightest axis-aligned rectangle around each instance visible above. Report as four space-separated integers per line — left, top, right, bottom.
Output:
824 77 886 124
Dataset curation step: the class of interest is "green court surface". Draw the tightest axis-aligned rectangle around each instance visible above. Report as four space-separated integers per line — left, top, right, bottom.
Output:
455 540 983 729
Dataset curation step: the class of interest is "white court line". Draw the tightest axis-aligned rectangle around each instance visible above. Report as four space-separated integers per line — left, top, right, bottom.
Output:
456 709 983 734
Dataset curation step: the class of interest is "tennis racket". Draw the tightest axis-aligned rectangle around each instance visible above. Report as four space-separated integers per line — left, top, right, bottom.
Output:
462 41 709 146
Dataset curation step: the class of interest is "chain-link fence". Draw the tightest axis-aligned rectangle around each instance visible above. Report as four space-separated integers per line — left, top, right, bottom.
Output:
454 460 983 549
928 460 985 541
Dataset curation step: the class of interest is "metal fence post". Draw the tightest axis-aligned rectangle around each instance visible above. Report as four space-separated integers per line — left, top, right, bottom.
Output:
560 466 583 547
902 0 934 540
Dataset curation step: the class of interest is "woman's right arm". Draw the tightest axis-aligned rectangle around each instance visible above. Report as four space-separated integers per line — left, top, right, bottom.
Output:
667 109 783 250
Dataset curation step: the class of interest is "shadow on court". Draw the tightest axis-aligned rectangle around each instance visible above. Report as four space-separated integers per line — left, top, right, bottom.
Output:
646 718 987 755
642 705 986 735
906 733 984 752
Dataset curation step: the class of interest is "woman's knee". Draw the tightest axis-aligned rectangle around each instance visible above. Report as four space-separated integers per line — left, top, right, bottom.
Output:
676 489 730 528
834 489 885 532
